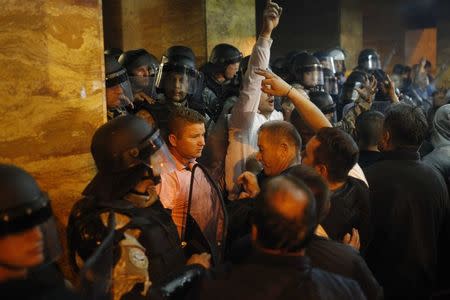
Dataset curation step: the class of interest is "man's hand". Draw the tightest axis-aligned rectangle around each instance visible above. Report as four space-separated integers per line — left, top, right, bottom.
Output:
186 252 211 269
342 228 360 251
356 75 377 104
260 0 282 38
386 74 399 103
255 69 292 97
237 171 260 199
134 92 156 104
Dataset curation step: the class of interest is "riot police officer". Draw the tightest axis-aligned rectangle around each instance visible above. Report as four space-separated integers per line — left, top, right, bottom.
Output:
119 49 159 103
290 52 324 93
201 43 242 122
105 54 134 120
357 48 382 72
0 164 80 299
151 46 205 132
67 115 210 300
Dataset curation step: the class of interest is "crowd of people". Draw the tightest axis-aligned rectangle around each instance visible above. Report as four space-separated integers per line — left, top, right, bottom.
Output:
1 1 450 299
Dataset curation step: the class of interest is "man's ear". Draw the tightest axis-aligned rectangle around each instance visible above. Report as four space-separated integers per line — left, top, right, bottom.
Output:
380 130 390 151
315 164 328 179
168 133 177 148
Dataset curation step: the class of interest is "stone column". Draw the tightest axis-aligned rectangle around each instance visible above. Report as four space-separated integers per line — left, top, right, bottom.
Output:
205 0 256 58
105 0 207 64
0 0 105 225
103 0 256 65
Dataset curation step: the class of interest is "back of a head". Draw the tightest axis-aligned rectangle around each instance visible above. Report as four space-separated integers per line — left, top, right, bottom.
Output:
167 106 205 138
286 165 330 224
356 111 385 148
253 176 316 253
314 127 359 183
259 120 302 152
384 103 428 149
433 104 450 141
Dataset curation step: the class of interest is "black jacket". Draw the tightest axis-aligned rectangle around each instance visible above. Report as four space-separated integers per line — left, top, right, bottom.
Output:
365 149 449 300
0 265 81 300
307 235 383 300
197 248 366 300
321 177 371 251
67 197 186 286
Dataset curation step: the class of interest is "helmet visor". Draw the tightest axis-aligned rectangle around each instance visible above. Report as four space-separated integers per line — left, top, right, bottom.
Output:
320 57 336 74
137 129 177 178
362 55 381 70
302 65 324 87
155 56 199 100
324 74 339 95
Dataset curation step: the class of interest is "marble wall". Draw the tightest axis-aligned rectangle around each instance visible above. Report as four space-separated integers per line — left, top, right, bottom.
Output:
205 0 256 58
0 0 105 225
104 0 207 65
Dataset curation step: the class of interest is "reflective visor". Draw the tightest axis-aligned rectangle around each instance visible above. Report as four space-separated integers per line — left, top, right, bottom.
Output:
136 129 176 177
106 68 129 88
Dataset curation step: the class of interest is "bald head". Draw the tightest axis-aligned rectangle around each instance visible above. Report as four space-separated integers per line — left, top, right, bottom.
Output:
253 176 316 253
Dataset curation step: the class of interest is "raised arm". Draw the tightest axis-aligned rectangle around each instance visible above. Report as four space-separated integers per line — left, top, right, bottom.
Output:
228 0 282 129
255 69 332 131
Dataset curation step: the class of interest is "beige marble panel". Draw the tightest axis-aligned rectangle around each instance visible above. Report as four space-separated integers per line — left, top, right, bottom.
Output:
0 0 105 226
118 0 207 65
437 20 450 88
205 0 256 58
340 0 363 70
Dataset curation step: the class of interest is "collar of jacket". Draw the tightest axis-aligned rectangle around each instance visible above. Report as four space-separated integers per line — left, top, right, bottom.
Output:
247 247 312 274
380 148 420 161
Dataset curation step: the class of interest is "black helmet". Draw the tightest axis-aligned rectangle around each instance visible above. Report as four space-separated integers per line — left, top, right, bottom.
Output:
291 52 324 89
209 44 242 71
85 115 175 201
0 164 61 267
104 48 123 60
358 48 381 71
341 70 369 104
309 91 336 114
118 49 159 76
154 46 199 96
104 54 134 103
91 115 160 173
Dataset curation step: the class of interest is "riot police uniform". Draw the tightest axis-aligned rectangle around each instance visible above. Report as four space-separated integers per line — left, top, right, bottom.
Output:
290 52 324 93
201 43 243 122
151 46 207 133
67 116 188 299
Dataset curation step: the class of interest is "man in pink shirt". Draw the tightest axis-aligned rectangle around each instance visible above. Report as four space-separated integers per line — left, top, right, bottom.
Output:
158 107 225 258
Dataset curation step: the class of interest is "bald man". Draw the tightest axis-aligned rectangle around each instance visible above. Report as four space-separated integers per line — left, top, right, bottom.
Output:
198 176 365 300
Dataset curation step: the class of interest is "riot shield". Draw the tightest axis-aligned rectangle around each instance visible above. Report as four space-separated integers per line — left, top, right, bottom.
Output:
78 212 115 300
181 163 228 265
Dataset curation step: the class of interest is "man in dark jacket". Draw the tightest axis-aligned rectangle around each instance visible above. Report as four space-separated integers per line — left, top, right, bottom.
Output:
365 103 449 300
198 175 366 300
302 127 371 251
